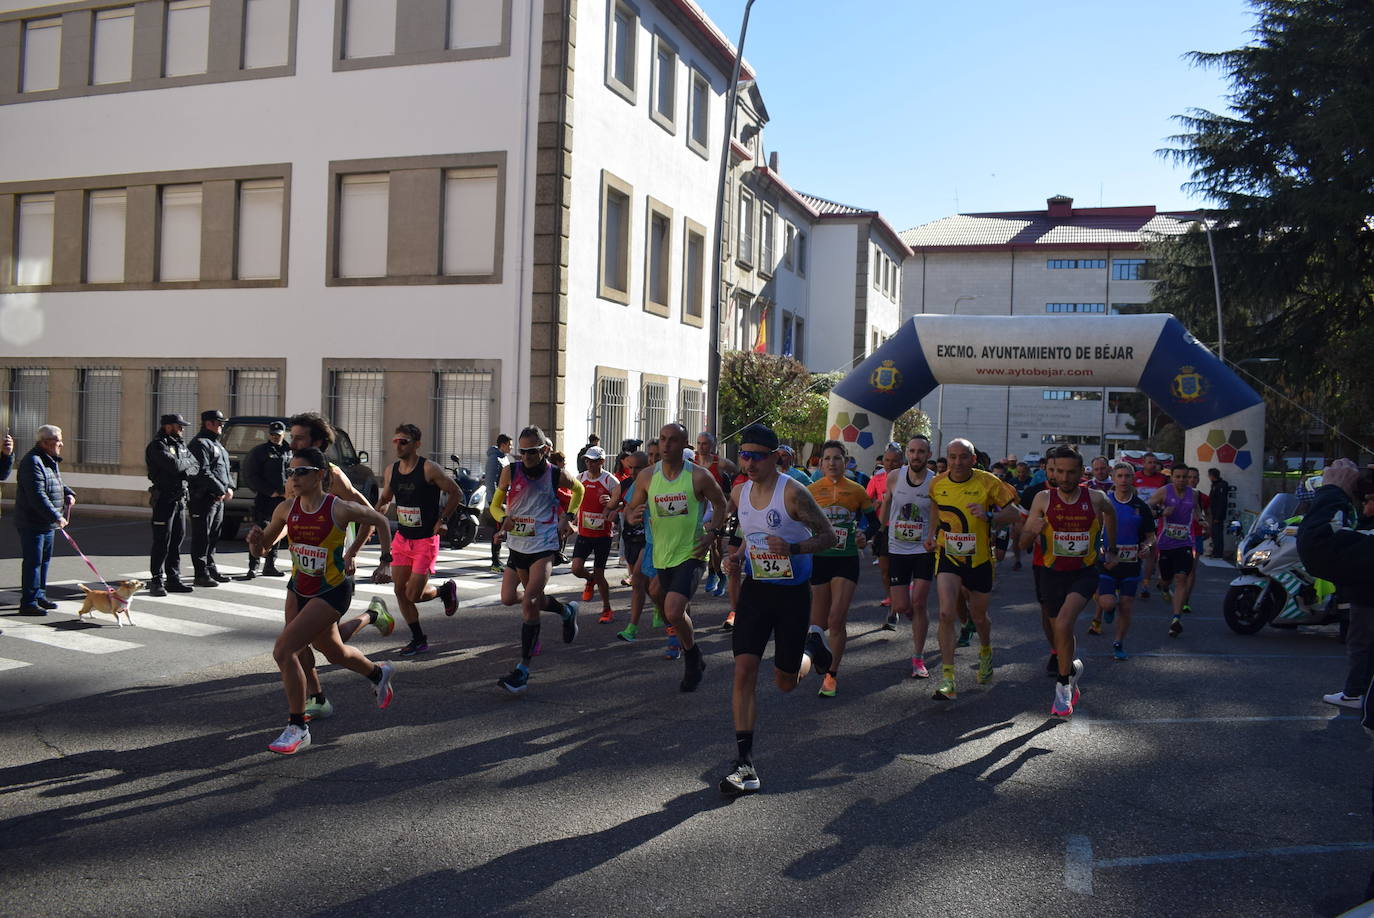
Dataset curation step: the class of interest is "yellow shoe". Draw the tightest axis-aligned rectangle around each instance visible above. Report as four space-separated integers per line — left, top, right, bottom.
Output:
1087 619 1102 636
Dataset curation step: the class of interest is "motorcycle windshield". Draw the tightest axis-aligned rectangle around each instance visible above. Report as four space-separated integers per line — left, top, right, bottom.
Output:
1246 494 1300 545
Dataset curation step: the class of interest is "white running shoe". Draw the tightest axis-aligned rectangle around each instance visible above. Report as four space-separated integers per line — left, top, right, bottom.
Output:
1070 658 1084 706
1051 682 1074 717
374 663 396 709
1322 692 1363 709
268 723 311 755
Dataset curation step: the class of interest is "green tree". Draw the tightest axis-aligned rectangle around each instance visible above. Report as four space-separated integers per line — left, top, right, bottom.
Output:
719 352 829 445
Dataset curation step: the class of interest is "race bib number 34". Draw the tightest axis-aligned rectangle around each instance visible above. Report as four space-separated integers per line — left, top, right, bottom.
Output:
746 533 794 581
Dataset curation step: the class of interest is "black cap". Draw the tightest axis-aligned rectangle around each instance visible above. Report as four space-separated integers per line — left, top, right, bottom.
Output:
160 413 188 427
738 423 779 451
201 409 226 423
268 421 286 433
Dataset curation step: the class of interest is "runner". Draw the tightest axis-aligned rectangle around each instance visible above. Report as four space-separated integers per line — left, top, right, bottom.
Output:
1185 466 1208 605
869 445 901 623
1020 445 1117 716
720 466 751 633
572 445 619 623
368 424 462 657
878 436 937 678
1088 462 1155 659
925 438 1022 700
625 423 728 692
807 440 879 697
1086 455 1113 491
1134 452 1169 598
1148 462 1205 637
719 423 836 796
249 448 397 755
610 451 652 641
489 426 584 693
697 431 735 598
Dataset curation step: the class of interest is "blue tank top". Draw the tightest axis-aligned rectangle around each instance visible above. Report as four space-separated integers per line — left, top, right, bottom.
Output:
1104 490 1152 564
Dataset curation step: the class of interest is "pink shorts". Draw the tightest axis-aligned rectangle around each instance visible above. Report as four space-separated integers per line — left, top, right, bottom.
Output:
390 532 440 575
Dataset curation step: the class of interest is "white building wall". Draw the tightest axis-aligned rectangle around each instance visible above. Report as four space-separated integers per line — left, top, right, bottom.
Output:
805 222 858 375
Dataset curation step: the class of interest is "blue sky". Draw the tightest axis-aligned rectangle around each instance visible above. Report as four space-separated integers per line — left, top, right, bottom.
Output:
693 0 1260 231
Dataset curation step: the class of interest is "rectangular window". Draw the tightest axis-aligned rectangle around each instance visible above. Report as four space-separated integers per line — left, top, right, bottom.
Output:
229 368 279 415
678 385 703 439
596 374 627 447
92 8 135 85
329 370 385 464
873 248 881 290
5 368 50 447
16 194 55 286
338 173 389 278
650 34 676 132
243 0 291 69
87 189 127 284
1045 303 1106 314
640 380 667 440
159 184 203 281
344 0 397 59
76 369 121 466
796 232 807 276
432 369 492 465
22 18 61 92
150 368 198 427
687 69 709 156
1047 258 1106 269
781 311 794 358
683 222 705 321
645 202 671 315
448 0 503 50
235 179 284 280
1112 258 1150 280
599 172 631 303
759 205 774 273
164 0 211 77
443 167 499 276
606 3 636 101
783 222 795 269
737 190 754 266
794 317 805 362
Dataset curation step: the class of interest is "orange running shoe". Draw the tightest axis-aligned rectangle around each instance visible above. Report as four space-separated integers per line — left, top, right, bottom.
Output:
581 583 595 602
598 607 614 624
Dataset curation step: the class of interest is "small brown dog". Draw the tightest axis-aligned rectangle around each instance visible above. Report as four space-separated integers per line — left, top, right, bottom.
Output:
75 579 145 627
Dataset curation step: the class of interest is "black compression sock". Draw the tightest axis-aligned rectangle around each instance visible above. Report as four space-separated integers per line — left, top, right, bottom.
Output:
491 543 501 564
310 692 327 704
367 666 383 684
543 595 565 617
408 621 425 642
289 713 306 727
685 644 702 661
736 730 754 763
1058 674 1071 685
521 621 541 660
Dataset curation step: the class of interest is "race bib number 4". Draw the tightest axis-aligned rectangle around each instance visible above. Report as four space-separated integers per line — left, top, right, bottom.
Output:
746 533 794 581
654 493 689 517
1164 522 1190 542
292 543 327 575
397 505 423 528
945 532 977 556
509 516 537 538
581 512 606 531
1115 544 1139 562
1053 530 1091 558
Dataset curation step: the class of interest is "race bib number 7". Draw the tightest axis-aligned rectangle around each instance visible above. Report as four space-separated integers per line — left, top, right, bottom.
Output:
746 532 794 581
581 512 606 531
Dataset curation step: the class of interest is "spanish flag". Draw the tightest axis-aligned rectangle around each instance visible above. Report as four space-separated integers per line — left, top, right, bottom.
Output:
753 305 769 353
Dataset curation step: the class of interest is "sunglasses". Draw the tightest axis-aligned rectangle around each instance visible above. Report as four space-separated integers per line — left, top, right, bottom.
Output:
289 466 321 478
519 446 545 455
392 437 412 445
738 449 774 461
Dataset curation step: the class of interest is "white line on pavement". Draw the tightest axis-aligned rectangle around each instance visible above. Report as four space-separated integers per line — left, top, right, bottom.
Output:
1088 714 1343 726
50 608 232 637
2 621 142 654
0 657 33 671
135 595 281 622
1068 713 1090 736
1117 652 1345 660
1065 835 1094 895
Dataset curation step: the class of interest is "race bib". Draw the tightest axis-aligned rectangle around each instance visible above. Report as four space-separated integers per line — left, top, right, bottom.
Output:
1053 530 1091 558
1115 543 1139 562
292 543 327 575
945 532 977 556
581 512 606 531
654 492 689 517
1164 522 1190 542
746 532 794 581
894 520 925 543
509 516 537 538
832 522 854 550
397 505 423 528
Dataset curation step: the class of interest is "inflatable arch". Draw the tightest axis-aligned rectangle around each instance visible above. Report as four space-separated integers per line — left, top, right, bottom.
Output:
826 314 1266 518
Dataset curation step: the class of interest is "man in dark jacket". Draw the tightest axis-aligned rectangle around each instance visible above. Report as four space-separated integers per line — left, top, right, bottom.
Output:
482 434 511 572
14 425 75 614
145 413 198 596
242 420 289 578
187 409 234 587
1207 468 1231 559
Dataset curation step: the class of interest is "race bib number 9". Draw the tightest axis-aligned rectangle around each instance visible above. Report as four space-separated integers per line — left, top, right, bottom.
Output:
509 516 537 538
292 543 327 575
746 532 794 581
1053 531 1091 557
397 505 423 528
581 512 606 531
945 532 977 556
654 493 689 517
1115 544 1139 562
1164 522 1190 542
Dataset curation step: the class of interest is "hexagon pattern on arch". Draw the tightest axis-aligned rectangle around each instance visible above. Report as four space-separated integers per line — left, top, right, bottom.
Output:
829 411 876 451
1196 428 1252 470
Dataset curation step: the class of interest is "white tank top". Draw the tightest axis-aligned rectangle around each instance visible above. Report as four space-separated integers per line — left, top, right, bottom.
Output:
886 465 934 555
737 475 813 585
505 461 561 554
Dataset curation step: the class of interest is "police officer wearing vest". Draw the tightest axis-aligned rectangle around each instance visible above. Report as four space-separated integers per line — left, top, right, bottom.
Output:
145 413 197 596
188 409 234 587
242 420 289 579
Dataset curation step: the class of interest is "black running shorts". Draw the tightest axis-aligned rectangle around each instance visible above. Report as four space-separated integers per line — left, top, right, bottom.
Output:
732 577 810 674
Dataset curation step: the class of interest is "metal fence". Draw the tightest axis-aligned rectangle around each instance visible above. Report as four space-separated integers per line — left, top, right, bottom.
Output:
4 368 49 446
432 369 493 468
640 381 667 441
76 368 121 465
150 368 198 430
229 368 280 416
329 370 385 464
596 375 627 448
678 385 704 439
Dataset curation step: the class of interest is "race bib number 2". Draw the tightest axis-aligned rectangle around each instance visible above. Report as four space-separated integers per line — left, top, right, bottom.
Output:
1053 530 1091 557
746 533 794 581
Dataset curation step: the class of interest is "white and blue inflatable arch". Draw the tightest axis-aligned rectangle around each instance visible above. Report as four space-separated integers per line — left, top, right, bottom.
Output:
826 314 1265 516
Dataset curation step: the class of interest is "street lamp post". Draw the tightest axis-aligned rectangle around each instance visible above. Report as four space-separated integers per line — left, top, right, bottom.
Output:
706 0 757 440
1195 211 1225 362
935 295 977 448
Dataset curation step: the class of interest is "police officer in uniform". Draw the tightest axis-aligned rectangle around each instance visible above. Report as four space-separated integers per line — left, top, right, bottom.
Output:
242 420 289 578
188 409 234 587
145 413 197 596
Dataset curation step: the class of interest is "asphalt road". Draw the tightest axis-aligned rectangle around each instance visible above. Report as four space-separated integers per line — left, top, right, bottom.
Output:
1 515 1371 918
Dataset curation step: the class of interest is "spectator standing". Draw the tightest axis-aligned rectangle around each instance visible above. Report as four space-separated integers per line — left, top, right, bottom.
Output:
187 409 233 587
14 425 75 615
484 433 512 572
1208 468 1231 559
575 434 601 474
145 413 198 596
243 420 290 579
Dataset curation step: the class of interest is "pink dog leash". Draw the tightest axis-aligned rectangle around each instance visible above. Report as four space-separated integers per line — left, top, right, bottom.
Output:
59 528 127 612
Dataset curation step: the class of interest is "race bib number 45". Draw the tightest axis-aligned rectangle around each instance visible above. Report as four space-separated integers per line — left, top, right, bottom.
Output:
945 532 977 556
654 493 689 517
292 543 327 575
746 533 794 581
1053 531 1091 558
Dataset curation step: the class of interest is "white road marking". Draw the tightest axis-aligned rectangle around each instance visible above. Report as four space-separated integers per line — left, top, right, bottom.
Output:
136 595 281 622
0 657 33 671
1065 835 1094 895
1068 713 1090 736
54 608 232 637
2 621 142 654
1089 714 1342 726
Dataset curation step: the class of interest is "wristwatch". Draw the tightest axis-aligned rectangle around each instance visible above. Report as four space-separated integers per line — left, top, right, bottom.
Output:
379 551 393 564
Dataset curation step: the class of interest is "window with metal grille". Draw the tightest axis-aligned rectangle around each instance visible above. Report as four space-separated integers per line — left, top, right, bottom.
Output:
150 368 199 426
596 375 627 447
4 368 50 446
640 381 668 440
329 370 385 463
432 369 492 466
77 369 121 465
229 368 280 416
678 386 703 439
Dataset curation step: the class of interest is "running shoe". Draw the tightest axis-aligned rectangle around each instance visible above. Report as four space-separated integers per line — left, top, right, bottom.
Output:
374 663 396 709
818 674 837 698
652 607 666 629
439 579 459 616
1070 658 1083 706
498 666 529 693
368 597 395 636
268 723 310 755
956 622 973 648
680 652 706 692
1087 619 1102 636
704 572 720 594
719 760 760 796
1168 616 1183 638
1113 641 1128 661
303 697 334 722
1051 681 1074 717
489 563 504 574
880 597 892 608
933 674 956 701
581 583 595 602
1323 692 1364 709
1103 607 1116 624
399 639 429 656
1046 653 1059 676
803 630 833 676
562 601 579 643
598 607 614 624
711 579 727 597
721 611 736 632
663 634 682 661
1182 603 1193 615
910 656 929 679
616 623 638 642
976 647 994 684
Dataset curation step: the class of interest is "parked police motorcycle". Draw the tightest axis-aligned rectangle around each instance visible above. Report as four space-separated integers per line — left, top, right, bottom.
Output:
1223 490 1347 636
441 454 487 550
